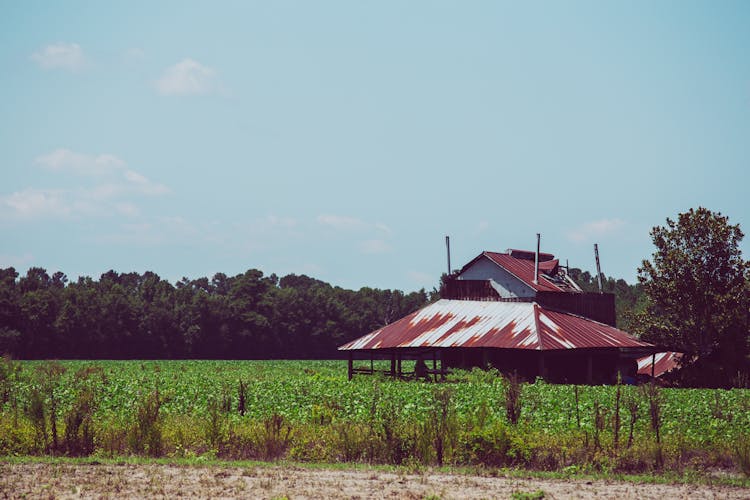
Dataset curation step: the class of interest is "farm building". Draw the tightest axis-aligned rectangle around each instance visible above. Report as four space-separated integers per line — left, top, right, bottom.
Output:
637 351 683 380
339 247 661 384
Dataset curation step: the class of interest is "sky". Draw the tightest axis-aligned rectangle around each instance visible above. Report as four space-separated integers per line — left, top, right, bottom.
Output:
1 1 749 292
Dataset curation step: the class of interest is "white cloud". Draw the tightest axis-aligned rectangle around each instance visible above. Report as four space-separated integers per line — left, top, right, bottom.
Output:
375 222 392 234
317 214 367 231
266 215 297 228
98 216 200 246
35 149 125 176
1 149 170 221
123 47 145 61
317 215 395 254
1 188 70 219
155 59 219 96
567 219 626 243
36 148 168 197
31 43 85 71
123 170 170 196
115 203 140 217
360 239 392 254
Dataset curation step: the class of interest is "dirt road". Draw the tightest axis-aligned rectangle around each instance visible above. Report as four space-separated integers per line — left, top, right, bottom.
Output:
1 462 748 499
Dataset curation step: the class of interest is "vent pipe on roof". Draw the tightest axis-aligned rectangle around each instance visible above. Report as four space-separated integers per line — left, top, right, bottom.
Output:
534 233 540 284
445 235 451 275
594 243 603 293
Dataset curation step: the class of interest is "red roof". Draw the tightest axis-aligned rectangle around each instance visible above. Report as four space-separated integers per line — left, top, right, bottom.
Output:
339 299 653 351
462 251 565 292
637 351 682 377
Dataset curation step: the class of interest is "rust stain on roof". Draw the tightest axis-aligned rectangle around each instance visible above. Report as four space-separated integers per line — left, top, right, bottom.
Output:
637 351 682 377
339 299 653 352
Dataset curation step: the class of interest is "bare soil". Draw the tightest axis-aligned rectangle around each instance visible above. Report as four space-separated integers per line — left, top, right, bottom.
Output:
1 462 748 499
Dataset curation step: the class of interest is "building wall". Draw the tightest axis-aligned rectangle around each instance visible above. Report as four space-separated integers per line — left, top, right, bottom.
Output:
457 257 536 298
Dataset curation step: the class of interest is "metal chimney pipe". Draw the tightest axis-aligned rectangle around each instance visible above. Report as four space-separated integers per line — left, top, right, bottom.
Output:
594 243 603 293
445 235 451 275
534 233 540 284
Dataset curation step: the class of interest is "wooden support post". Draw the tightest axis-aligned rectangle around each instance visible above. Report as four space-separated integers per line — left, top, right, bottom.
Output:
390 352 396 377
538 353 546 381
347 353 353 381
651 353 656 378
397 354 402 378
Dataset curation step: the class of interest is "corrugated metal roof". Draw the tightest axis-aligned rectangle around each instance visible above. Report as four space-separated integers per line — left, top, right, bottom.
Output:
483 252 562 292
457 251 566 293
339 299 654 351
637 351 682 377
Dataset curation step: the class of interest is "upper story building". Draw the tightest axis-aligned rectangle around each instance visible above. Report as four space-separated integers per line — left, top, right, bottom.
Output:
443 248 616 326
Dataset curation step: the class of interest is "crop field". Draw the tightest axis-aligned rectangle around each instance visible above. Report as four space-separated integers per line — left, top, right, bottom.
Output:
1 359 750 476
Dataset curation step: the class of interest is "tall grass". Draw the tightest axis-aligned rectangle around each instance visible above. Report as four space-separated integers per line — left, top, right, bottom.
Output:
0 360 748 477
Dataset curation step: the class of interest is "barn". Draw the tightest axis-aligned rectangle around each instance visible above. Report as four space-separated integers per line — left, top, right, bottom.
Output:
339 247 660 384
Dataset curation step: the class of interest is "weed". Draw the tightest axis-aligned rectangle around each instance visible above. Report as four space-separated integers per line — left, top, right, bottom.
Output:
26 387 47 452
260 413 291 460
734 433 750 477
128 389 163 457
205 396 226 451
623 390 639 449
458 421 511 466
613 378 621 451
36 361 66 454
511 490 545 500
430 386 456 466
505 371 522 425
63 387 96 456
592 400 607 452
640 382 662 445
238 380 247 416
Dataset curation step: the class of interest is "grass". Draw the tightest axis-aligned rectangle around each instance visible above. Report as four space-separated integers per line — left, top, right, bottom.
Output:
1 359 749 479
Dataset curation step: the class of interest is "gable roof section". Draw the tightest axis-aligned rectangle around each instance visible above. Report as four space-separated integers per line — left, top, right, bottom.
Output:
459 251 564 292
339 299 653 351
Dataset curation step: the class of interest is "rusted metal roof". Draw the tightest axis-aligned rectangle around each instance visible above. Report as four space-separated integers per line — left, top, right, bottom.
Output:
339 299 654 351
484 252 562 292
637 351 682 377
458 251 568 293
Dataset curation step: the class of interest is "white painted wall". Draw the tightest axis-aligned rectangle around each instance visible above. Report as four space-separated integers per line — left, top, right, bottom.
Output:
457 256 536 298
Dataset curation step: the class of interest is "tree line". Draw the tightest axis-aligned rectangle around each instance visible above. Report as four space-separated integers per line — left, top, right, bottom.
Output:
1 207 747 386
0 268 431 359
0 263 650 361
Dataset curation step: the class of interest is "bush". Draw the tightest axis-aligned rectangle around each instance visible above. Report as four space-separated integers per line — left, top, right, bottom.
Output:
734 433 750 477
458 421 512 466
259 413 291 460
63 387 96 456
128 390 163 456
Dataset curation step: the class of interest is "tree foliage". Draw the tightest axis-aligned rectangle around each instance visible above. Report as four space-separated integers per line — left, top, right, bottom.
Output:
0 268 430 360
566 268 646 330
635 207 750 386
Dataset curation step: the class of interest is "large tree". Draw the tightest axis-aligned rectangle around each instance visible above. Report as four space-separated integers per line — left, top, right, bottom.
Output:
636 207 750 386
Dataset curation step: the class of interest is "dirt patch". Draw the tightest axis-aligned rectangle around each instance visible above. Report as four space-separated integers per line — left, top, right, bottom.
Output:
0 462 748 499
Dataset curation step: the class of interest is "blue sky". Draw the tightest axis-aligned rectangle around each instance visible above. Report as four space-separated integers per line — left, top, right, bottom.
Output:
1 1 749 291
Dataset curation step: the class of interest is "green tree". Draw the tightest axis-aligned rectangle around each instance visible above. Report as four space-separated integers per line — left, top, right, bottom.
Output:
635 207 750 387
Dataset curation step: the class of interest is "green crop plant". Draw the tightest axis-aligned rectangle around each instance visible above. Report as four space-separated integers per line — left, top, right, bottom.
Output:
0 359 747 475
